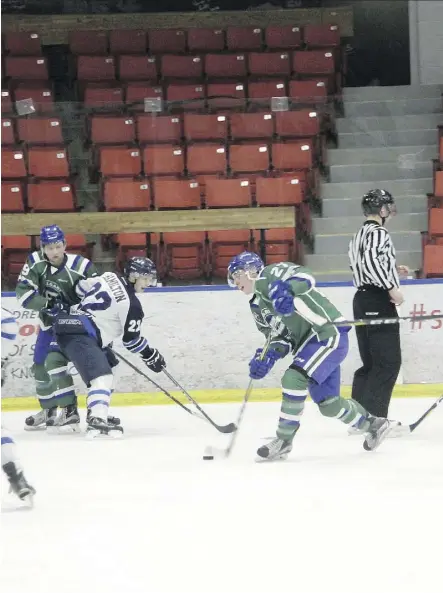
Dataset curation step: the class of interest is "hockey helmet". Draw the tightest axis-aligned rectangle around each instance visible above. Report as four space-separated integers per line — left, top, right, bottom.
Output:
361 189 395 216
40 225 65 246
124 256 157 285
227 251 264 287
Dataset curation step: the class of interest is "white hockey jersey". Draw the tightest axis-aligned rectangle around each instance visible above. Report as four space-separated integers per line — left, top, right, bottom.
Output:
72 272 149 355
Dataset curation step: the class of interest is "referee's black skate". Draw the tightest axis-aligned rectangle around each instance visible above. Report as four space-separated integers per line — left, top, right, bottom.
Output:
3 462 36 503
257 437 292 461
363 417 394 451
86 416 124 439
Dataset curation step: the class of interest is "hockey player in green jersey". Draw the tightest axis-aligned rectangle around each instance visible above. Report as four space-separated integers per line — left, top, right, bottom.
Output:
16 225 98 432
227 252 394 461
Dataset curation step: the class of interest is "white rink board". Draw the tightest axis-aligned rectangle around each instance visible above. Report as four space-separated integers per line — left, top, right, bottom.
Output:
1 280 443 397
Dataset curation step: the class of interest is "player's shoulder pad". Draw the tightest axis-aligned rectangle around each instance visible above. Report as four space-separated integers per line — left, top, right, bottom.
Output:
65 253 94 276
26 250 44 268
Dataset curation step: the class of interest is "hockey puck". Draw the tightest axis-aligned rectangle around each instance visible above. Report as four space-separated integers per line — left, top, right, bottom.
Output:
202 455 214 460
203 446 214 460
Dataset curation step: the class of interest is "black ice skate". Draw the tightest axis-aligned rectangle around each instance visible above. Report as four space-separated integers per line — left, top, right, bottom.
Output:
48 403 81 434
86 416 124 439
24 407 57 431
87 407 121 426
3 462 36 505
363 417 394 451
257 437 293 461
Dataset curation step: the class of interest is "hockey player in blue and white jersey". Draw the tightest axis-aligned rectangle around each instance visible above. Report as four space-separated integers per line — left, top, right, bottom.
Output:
49 257 166 438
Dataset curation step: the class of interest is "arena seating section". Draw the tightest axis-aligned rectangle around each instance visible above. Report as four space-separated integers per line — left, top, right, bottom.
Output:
423 125 443 278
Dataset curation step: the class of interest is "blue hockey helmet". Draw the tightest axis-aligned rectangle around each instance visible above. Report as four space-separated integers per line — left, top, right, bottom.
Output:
40 225 65 246
124 256 157 285
227 251 264 287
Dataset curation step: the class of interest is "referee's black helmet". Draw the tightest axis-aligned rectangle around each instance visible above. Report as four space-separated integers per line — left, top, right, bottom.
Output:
361 189 395 216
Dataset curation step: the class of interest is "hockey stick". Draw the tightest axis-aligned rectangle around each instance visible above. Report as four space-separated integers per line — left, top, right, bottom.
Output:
334 313 443 328
408 394 443 433
162 369 237 434
112 350 235 434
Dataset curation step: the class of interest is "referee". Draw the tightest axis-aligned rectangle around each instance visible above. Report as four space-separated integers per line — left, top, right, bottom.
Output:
348 189 407 420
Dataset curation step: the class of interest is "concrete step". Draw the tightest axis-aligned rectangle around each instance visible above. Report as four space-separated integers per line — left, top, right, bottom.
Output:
329 161 433 183
342 84 443 101
305 251 423 273
328 145 437 166
321 194 428 217
320 178 433 199
312 213 427 235
343 97 442 117
338 129 439 149
336 113 442 134
314 231 423 255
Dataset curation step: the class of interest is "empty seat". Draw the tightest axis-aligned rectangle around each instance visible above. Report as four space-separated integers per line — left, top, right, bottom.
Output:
289 79 328 104
304 24 340 48
5 32 42 56
114 233 147 248
293 51 335 75
103 178 151 211
272 141 314 171
275 110 320 138
28 146 70 178
248 52 291 77
28 180 76 212
137 114 183 144
206 82 246 109
99 146 142 177
248 80 287 104
208 229 252 277
256 176 303 206
109 30 147 54
162 231 207 280
153 179 201 209
1 147 27 179
2 236 32 252
13 83 55 113
166 84 205 109
204 54 247 79
423 244 443 277
229 143 270 174
2 119 15 145
226 27 263 51
183 113 228 142
77 56 116 81
143 145 185 176
2 90 13 114
69 31 108 55
187 28 225 52
161 55 203 80
429 207 443 236
230 112 273 140
205 178 252 208
187 144 227 175
89 114 136 145
148 29 186 54
5 56 49 80
435 170 443 197
125 82 163 108
1 182 25 212
118 55 158 81
262 228 296 263
265 25 302 50
84 83 124 108
17 116 64 145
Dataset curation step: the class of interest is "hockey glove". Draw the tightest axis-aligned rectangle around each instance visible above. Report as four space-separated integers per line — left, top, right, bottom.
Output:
249 348 283 380
142 347 165 373
42 297 70 321
269 280 295 316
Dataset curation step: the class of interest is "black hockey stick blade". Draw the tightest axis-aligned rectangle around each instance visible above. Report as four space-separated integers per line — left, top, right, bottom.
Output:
408 394 443 433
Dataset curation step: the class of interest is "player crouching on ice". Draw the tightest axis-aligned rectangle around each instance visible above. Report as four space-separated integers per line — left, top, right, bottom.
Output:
46 257 165 438
227 252 395 461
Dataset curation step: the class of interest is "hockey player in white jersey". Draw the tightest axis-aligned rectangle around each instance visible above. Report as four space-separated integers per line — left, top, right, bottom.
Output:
50 257 165 438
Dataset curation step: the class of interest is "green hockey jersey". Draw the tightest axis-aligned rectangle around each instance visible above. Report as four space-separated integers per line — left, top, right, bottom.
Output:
250 262 346 353
16 251 98 328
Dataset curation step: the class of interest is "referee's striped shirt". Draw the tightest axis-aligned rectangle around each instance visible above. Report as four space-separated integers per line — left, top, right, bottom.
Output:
348 221 400 290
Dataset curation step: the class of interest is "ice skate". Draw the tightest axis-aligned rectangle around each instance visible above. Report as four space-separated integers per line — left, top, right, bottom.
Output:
24 407 57 431
3 462 36 505
47 403 81 434
363 417 394 451
257 437 292 461
86 407 120 427
86 416 124 439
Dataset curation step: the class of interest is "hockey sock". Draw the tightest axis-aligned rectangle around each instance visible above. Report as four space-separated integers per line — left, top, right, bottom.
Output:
277 369 308 441
318 396 370 431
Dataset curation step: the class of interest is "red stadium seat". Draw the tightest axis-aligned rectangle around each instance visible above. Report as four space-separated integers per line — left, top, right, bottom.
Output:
118 55 158 81
208 229 253 277
148 29 186 54
187 28 225 52
226 27 263 51
2 90 13 114
137 114 183 144
109 30 147 54
166 84 205 109
28 180 76 212
103 178 151 211
28 146 70 179
206 82 246 109
153 179 201 209
5 56 49 80
143 145 185 176
248 80 287 104
89 114 136 145
125 82 163 108
1 147 27 179
429 207 443 236
1 182 25 212
114 233 147 248
160 55 203 80
69 31 108 55
303 25 340 48
435 171 443 197
289 79 328 105
293 51 335 75
229 143 270 174
230 112 274 140
187 144 227 175
2 236 32 252
5 32 42 55
205 178 252 208
2 119 16 145
99 146 142 177
275 110 321 139
265 25 302 50
183 113 228 142
248 52 291 77
2 236 32 281
84 83 124 108
272 141 314 172
204 54 247 79
423 245 443 277
162 231 207 280
77 56 116 81
13 83 55 113
256 176 303 206
263 228 297 263
17 116 64 145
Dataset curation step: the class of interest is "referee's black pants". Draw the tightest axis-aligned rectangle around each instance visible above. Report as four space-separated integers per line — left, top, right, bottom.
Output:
351 286 402 418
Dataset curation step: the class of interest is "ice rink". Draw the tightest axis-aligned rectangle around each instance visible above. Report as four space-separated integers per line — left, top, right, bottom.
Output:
2 397 442 593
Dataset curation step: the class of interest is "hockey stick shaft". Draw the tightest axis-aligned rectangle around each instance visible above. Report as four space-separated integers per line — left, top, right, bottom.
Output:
409 394 443 432
334 313 443 328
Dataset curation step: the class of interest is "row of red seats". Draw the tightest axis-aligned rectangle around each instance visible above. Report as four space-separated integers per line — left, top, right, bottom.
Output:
1 180 77 213
2 146 70 180
1 84 55 114
422 137 443 277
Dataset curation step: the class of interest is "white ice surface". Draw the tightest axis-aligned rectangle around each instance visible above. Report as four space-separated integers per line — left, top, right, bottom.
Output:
1 398 442 593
